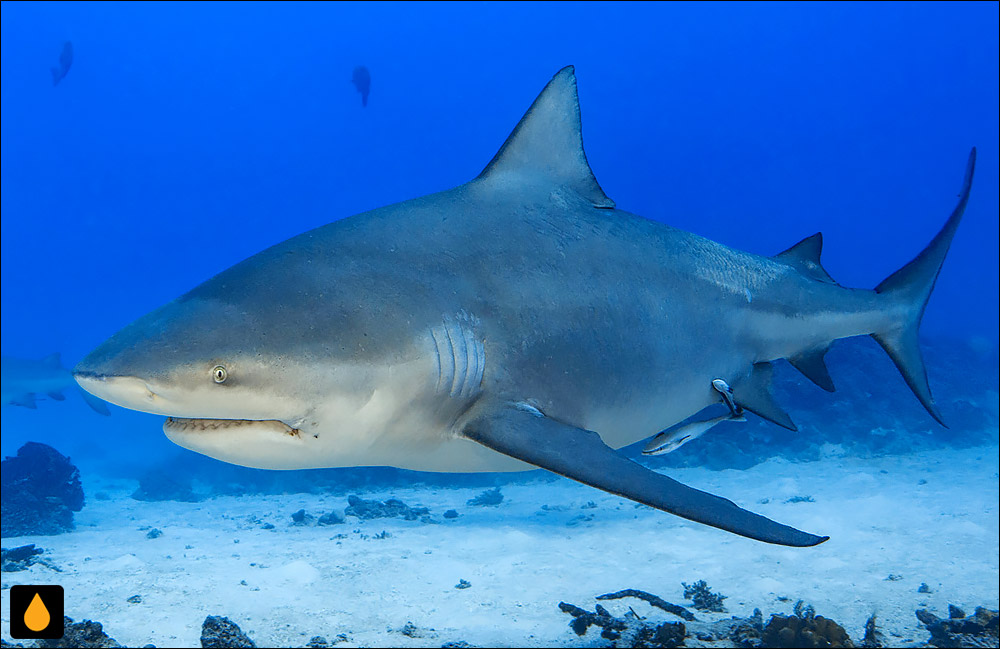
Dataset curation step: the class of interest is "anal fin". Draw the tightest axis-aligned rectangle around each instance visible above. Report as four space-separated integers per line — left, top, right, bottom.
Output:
734 363 797 431
462 405 826 547
788 344 835 392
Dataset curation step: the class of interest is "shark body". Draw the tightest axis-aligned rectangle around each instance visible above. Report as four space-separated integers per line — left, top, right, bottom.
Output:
3 353 109 415
74 67 974 547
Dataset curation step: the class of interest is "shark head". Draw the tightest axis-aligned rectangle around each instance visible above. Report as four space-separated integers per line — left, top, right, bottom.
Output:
74 292 322 467
72 255 440 470
71 65 607 475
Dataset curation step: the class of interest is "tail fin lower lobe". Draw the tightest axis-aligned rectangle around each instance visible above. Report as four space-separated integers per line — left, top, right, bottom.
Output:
872 148 976 426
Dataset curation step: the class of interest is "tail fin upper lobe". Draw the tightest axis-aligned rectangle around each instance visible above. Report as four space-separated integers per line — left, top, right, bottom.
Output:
872 148 976 426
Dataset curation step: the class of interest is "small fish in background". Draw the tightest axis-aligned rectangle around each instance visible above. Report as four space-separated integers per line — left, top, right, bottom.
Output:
2 353 109 415
351 65 370 107
51 41 73 86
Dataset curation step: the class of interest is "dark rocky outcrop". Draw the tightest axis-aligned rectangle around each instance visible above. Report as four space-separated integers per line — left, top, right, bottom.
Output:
466 487 503 507
344 495 429 521
1 443 84 537
559 590 869 649
559 601 686 647
1 544 44 571
317 512 344 526
34 616 122 648
917 605 999 648
290 509 315 526
201 615 256 648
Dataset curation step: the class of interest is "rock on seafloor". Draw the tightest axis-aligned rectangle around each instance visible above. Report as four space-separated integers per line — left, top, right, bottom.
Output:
33 616 123 648
1 544 45 571
916 606 999 648
200 615 257 648
1 442 84 537
466 487 504 507
344 494 430 521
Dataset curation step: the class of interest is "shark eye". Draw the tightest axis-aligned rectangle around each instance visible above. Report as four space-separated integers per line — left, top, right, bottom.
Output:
212 365 228 384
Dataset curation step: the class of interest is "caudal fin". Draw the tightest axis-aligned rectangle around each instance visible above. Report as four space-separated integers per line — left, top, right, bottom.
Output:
873 148 976 426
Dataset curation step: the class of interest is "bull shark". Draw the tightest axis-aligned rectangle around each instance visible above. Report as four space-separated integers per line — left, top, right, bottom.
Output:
2 353 109 415
51 41 73 86
352 65 371 107
74 66 975 547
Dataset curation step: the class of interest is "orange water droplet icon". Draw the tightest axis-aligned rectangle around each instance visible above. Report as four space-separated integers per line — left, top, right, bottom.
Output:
24 592 51 632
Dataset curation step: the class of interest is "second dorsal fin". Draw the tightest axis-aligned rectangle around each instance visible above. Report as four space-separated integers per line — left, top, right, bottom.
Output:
775 233 836 284
475 66 615 208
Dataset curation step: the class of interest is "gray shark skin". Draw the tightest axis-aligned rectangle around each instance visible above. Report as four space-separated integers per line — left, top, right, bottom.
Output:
74 66 975 547
3 353 109 415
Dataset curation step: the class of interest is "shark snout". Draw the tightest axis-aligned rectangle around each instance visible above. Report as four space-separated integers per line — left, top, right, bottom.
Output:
73 370 166 414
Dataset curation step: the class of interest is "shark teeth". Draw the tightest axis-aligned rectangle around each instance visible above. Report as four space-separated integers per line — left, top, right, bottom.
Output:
163 417 300 437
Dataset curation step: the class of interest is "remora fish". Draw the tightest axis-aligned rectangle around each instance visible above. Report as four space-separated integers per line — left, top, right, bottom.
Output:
74 67 975 547
3 353 109 415
643 406 746 456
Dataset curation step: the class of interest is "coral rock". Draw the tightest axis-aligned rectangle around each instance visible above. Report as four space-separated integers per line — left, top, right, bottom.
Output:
917 606 999 648
1 442 84 537
201 615 256 648
35 616 122 648
762 611 855 648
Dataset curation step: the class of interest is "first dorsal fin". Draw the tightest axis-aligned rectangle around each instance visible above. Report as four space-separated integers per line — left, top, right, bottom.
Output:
42 352 62 367
775 233 836 284
475 66 615 209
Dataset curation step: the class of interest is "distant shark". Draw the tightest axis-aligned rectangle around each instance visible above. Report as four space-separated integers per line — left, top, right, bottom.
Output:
74 67 975 547
3 353 109 415
351 65 370 107
51 41 73 86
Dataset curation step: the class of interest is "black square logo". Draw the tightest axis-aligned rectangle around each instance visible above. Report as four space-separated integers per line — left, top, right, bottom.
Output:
10 585 64 639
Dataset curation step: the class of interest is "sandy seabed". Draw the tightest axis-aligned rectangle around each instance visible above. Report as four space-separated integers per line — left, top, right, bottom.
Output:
2 444 998 648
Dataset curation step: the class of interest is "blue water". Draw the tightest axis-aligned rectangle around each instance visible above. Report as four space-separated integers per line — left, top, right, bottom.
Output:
2 0 997 464
2 2 998 646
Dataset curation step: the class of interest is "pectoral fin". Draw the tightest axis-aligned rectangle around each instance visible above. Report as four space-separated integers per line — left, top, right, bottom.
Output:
77 386 111 416
734 363 797 431
462 405 827 547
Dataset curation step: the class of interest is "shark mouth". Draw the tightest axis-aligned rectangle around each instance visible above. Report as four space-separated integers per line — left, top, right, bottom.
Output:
163 417 301 437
